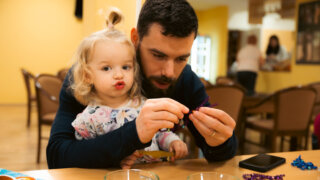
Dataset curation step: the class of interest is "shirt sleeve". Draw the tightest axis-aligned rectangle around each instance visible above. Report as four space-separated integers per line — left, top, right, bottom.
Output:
156 131 181 151
276 46 289 62
46 71 150 169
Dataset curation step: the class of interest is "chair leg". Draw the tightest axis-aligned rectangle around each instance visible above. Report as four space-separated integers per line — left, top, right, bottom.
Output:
280 136 284 152
37 124 41 163
290 137 298 151
27 100 31 127
305 134 309 150
271 134 277 152
240 124 247 154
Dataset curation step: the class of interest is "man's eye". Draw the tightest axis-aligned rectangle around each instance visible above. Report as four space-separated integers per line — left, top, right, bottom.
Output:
122 65 131 70
177 57 187 62
153 53 165 59
103 66 111 71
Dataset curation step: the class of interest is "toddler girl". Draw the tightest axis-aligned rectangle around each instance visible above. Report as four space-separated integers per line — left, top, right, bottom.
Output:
70 8 188 165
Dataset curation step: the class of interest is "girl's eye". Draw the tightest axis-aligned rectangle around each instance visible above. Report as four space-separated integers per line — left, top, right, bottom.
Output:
122 65 131 70
103 66 111 71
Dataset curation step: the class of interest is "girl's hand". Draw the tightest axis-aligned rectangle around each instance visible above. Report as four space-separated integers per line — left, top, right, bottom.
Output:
120 151 142 169
169 140 188 161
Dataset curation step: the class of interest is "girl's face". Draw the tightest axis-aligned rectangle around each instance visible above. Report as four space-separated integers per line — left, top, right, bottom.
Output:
88 40 134 105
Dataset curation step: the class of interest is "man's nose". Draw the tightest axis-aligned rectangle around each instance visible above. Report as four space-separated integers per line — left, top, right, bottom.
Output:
162 60 175 78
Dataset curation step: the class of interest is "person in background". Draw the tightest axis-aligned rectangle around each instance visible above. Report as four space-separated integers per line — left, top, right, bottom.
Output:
263 35 289 71
236 35 264 96
47 0 237 169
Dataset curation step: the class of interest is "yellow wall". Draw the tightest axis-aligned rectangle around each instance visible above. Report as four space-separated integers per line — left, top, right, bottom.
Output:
196 6 229 83
0 0 137 104
0 0 83 104
83 0 137 36
256 0 320 93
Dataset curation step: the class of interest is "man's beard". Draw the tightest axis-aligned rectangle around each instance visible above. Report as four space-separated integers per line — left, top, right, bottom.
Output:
136 44 177 98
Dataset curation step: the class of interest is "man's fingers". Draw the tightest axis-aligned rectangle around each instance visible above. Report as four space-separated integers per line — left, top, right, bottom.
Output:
153 120 175 130
146 99 189 119
152 111 179 124
192 110 231 135
190 110 234 147
189 113 210 137
198 107 236 129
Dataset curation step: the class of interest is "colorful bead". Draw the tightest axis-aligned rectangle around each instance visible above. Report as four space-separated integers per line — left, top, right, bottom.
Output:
291 155 317 170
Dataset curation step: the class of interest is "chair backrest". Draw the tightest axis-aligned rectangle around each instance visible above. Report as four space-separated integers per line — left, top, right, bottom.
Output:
56 68 69 81
309 82 320 119
205 84 245 123
309 82 320 103
199 77 213 88
21 68 35 99
35 74 62 118
215 76 235 85
275 86 316 131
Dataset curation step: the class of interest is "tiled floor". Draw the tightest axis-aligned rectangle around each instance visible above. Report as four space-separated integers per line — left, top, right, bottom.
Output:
0 105 49 171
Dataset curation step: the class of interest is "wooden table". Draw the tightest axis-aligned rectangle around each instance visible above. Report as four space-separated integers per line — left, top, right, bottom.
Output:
22 150 320 180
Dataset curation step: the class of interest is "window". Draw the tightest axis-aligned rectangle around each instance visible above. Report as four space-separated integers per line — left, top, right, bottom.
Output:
189 36 211 80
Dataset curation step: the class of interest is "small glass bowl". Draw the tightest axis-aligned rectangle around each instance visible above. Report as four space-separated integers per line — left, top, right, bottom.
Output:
104 169 159 180
187 172 239 180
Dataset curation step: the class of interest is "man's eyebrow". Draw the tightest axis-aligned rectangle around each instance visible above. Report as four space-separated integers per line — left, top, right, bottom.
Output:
149 48 168 57
149 48 190 58
178 53 190 59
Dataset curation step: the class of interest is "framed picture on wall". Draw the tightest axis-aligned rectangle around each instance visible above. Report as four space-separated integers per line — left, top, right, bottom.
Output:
296 1 320 64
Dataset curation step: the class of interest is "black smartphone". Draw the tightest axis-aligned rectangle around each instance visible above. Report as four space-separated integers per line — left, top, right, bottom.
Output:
239 154 286 172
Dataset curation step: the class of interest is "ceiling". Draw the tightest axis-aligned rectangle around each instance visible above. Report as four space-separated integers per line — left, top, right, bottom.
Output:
187 0 248 11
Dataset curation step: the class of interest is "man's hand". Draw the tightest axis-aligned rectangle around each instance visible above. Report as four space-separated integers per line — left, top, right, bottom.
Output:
189 107 235 147
120 151 142 169
169 140 188 161
136 98 189 144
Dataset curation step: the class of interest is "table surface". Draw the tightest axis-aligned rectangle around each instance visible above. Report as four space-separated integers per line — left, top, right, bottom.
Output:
22 150 320 180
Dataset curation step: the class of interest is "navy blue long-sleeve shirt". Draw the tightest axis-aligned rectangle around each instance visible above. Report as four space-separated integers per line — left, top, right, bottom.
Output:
46 64 237 168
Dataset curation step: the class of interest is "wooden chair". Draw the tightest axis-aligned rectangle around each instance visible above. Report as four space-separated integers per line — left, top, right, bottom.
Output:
199 77 213 88
242 86 316 152
56 68 69 81
309 82 320 122
215 76 236 85
205 84 246 138
34 74 62 163
21 68 36 127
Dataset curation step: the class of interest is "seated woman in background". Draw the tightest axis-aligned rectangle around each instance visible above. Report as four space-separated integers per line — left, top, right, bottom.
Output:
262 35 290 71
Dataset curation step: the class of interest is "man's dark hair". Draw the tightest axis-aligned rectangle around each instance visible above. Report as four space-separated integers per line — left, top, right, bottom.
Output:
137 0 198 40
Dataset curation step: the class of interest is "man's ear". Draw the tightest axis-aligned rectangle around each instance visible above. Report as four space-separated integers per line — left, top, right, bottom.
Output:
131 28 139 48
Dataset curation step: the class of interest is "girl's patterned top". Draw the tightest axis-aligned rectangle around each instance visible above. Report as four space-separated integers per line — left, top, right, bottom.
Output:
71 96 181 162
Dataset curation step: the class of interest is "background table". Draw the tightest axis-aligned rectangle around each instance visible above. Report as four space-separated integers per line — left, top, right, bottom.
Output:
23 150 320 180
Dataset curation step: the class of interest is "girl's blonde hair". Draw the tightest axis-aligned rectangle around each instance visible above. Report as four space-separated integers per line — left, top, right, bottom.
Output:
70 7 141 105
